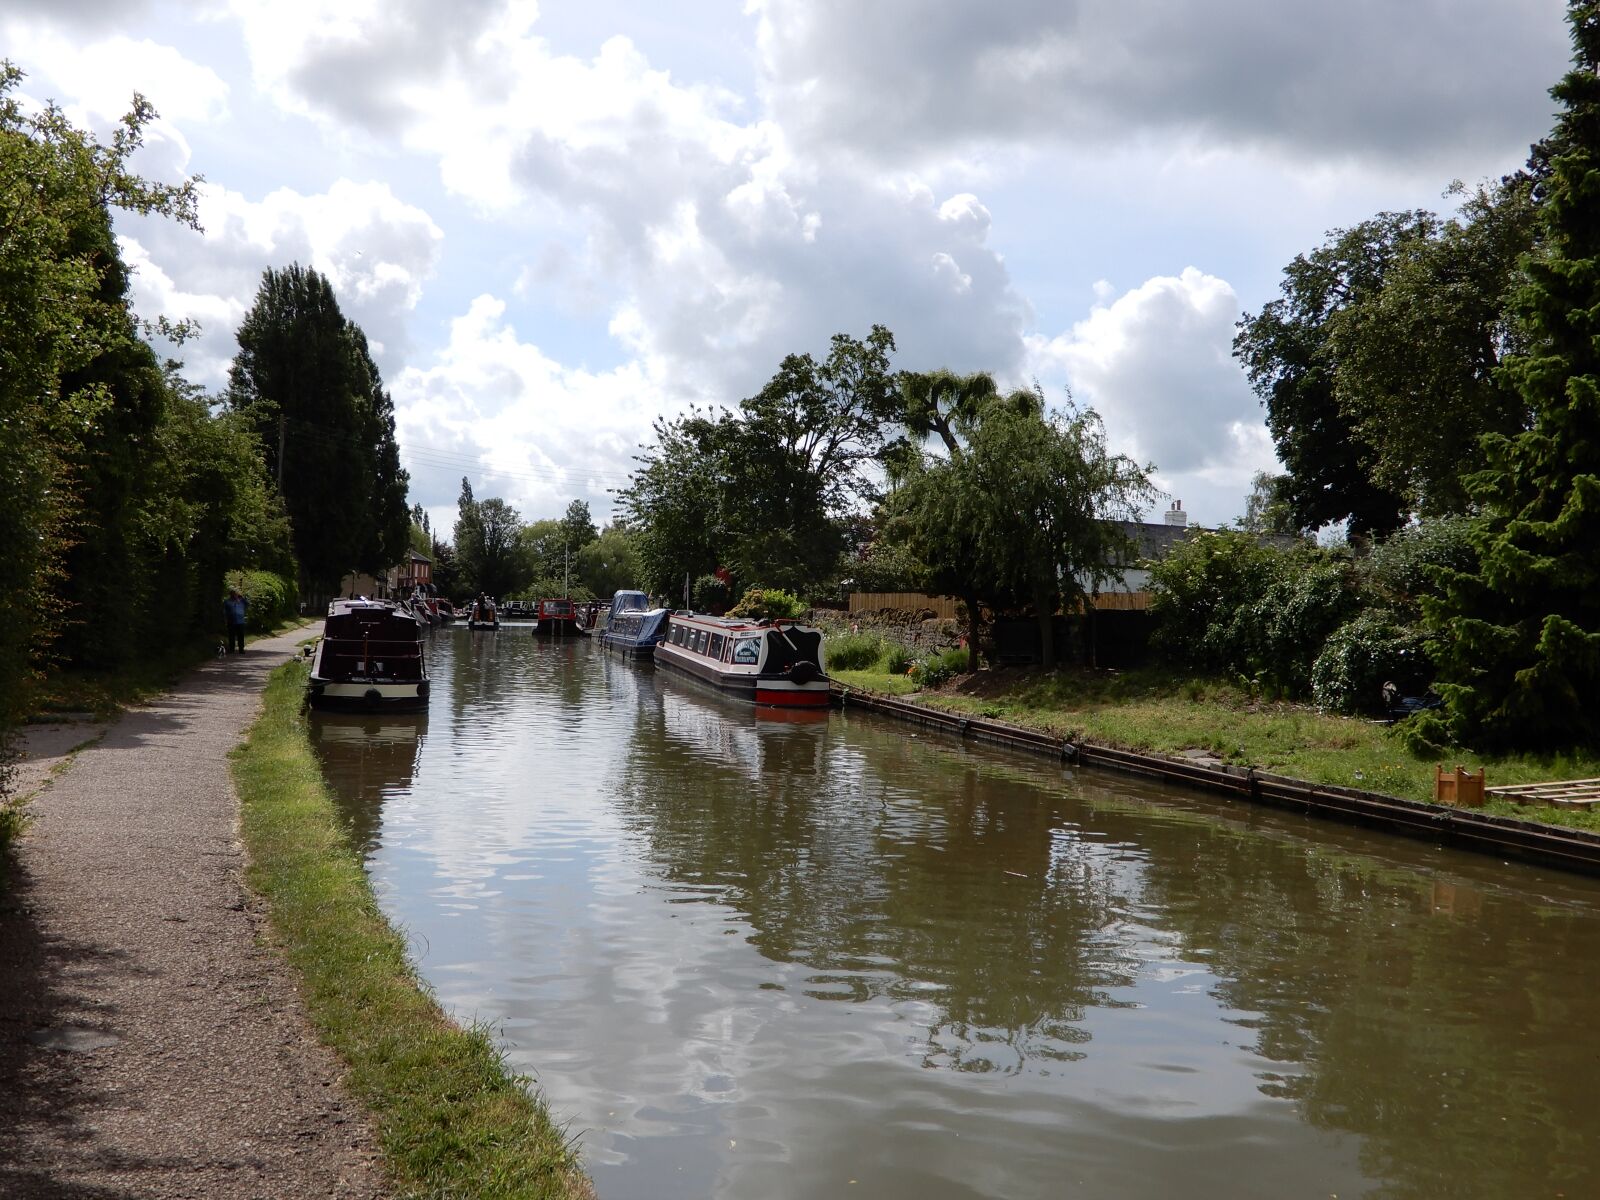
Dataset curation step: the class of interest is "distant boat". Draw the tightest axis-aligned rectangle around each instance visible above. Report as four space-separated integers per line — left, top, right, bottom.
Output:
654 612 830 708
307 599 429 712
467 598 499 630
532 597 586 638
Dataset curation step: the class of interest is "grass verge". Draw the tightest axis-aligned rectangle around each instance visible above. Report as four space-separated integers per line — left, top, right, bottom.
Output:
232 660 594 1200
836 664 1600 833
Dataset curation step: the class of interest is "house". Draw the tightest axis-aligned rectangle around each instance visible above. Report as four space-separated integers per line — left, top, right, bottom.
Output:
338 549 434 602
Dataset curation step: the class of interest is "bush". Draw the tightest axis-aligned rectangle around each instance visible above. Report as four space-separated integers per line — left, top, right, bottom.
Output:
692 574 730 613
228 570 297 632
727 587 807 621
1311 610 1432 715
826 633 885 671
908 646 970 691
885 645 914 675
1149 531 1357 696
1359 517 1477 619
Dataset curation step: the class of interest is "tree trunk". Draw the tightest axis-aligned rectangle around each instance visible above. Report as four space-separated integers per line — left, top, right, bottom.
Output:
962 591 982 672
1036 589 1056 670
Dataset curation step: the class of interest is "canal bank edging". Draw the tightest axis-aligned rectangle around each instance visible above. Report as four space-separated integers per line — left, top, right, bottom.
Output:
830 683 1600 877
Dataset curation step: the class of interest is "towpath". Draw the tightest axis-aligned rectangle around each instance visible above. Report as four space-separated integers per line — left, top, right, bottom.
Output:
0 630 385 1199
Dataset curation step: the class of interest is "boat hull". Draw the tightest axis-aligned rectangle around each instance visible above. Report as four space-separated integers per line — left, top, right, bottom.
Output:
654 645 829 708
307 678 429 712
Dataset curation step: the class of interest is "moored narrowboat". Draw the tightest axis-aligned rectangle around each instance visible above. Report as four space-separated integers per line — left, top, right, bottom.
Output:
653 612 829 707
307 599 430 712
532 597 585 638
598 590 666 658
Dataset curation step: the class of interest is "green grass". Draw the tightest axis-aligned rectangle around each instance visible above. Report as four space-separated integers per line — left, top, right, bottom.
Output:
835 664 1600 833
232 661 594 1200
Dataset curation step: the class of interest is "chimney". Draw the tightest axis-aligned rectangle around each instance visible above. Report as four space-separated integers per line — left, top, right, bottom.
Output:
1163 499 1187 528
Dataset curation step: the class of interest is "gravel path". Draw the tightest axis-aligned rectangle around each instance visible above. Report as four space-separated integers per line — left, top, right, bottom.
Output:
0 633 386 1200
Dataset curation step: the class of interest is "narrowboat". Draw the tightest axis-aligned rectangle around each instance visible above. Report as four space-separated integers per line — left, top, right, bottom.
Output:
467 597 499 630
531 597 586 638
600 605 670 658
653 612 830 708
307 599 430 712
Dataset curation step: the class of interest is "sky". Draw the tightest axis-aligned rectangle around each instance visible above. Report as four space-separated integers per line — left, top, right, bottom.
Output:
4 0 1574 532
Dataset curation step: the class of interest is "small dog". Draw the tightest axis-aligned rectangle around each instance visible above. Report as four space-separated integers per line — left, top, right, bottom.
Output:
216 643 229 657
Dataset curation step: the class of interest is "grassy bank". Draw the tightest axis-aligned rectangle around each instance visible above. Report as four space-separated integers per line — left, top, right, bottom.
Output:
232 661 594 1200
835 663 1600 833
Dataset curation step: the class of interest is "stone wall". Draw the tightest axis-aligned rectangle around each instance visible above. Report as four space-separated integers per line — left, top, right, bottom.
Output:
808 608 964 654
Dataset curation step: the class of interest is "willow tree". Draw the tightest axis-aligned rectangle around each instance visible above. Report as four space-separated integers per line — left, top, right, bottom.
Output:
1427 0 1600 750
892 377 1153 670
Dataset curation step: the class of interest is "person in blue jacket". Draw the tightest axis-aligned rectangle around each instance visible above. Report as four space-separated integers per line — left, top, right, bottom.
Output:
223 588 248 653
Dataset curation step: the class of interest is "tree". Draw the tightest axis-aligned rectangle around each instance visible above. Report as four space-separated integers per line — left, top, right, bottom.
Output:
1426 2 1600 750
0 64 203 707
559 499 599 554
475 499 527 597
619 409 728 594
227 264 409 594
619 327 902 596
891 379 1153 670
1235 215 1426 536
452 476 482 586
1236 471 1300 536
516 517 569 596
577 525 639 598
1326 178 1538 514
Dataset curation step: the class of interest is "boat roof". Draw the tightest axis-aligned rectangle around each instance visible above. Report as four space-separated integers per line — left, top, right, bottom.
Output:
670 612 820 635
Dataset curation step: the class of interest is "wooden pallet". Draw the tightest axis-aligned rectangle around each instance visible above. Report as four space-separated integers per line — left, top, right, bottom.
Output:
1487 778 1600 809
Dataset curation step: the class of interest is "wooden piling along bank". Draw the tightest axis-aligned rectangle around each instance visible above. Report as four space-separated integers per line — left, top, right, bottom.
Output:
830 684 1600 877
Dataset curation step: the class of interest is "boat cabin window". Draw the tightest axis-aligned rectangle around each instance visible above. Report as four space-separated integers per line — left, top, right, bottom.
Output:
732 637 760 665
693 629 707 655
709 634 725 660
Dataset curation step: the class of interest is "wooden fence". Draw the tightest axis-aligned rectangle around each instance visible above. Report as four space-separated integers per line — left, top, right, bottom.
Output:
849 591 1152 618
848 592 961 620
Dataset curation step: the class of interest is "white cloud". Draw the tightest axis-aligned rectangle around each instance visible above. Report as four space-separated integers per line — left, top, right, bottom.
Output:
391 295 664 524
120 178 444 386
1024 268 1277 524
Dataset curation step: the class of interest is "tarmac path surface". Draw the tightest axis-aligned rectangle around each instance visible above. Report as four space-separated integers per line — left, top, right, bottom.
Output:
0 631 385 1200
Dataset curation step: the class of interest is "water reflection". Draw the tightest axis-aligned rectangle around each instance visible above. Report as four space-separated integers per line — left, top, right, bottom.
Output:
309 712 427 856
313 628 1600 1199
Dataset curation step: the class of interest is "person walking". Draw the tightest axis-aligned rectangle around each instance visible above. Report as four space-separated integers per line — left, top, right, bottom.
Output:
223 587 248 653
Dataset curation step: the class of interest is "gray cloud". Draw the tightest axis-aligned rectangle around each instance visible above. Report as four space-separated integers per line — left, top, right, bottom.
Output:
280 0 511 136
755 0 1570 168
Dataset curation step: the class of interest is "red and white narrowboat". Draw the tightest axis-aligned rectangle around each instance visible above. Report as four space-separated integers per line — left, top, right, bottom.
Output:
654 613 830 708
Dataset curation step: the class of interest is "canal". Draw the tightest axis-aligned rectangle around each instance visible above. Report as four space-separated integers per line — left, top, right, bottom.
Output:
311 627 1600 1198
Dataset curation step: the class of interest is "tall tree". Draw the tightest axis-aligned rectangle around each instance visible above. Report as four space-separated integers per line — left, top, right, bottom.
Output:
1235 214 1425 536
1427 1 1600 750
558 499 599 554
0 66 203 703
1326 178 1539 514
227 264 408 594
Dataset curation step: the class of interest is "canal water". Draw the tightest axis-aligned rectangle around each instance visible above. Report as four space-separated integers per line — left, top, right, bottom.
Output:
311 628 1600 1199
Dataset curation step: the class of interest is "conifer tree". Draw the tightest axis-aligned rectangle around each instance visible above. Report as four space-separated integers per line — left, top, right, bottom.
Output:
1427 1 1600 749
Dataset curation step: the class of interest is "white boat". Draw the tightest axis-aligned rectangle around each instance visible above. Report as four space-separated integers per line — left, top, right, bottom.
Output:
653 612 830 708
